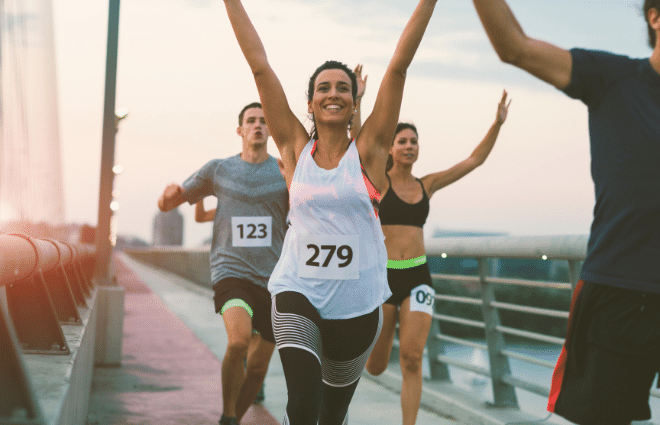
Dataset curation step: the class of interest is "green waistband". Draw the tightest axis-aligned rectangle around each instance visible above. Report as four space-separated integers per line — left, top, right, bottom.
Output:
387 255 427 269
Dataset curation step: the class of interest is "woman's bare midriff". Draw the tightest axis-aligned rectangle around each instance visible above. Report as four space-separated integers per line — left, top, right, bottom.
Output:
382 224 425 260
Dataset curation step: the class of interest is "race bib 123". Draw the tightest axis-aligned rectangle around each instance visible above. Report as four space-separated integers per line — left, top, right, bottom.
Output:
231 216 272 247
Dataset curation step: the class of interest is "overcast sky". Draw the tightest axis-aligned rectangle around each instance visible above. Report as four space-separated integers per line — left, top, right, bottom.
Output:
52 0 652 246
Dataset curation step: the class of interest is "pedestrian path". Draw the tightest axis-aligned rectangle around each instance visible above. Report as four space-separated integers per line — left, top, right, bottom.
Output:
99 253 456 425
86 255 279 425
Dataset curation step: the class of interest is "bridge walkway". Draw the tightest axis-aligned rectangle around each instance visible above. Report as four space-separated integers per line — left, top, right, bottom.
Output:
86 253 456 424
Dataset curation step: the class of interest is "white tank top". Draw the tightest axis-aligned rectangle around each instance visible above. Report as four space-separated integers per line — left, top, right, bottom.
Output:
268 139 391 319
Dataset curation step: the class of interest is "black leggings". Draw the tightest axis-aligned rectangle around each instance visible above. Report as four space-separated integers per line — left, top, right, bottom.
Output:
272 291 382 425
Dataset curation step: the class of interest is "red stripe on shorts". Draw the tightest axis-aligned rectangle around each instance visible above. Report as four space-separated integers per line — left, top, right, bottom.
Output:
547 279 586 412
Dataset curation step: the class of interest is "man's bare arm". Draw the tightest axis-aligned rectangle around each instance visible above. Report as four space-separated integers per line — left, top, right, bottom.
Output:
472 0 573 90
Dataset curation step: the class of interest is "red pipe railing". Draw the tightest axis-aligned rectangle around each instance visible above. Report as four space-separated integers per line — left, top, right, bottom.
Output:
0 233 97 424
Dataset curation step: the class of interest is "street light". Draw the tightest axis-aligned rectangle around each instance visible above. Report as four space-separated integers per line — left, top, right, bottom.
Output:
109 108 127 249
115 107 129 120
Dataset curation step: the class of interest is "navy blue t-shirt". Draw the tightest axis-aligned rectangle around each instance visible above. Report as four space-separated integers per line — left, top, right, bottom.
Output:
563 49 660 293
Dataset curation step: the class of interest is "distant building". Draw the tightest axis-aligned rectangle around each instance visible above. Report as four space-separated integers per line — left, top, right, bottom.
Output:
152 208 184 246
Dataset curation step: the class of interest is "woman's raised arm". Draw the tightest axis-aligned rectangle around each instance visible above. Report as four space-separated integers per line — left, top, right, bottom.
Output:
358 0 437 179
223 0 309 176
421 90 511 197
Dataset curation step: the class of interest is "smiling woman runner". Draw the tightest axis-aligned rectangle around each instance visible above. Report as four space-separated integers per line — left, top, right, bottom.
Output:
360 90 510 425
222 0 438 424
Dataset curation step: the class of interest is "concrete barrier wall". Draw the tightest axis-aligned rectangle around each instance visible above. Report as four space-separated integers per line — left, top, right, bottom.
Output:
57 293 97 425
126 248 212 288
29 290 98 425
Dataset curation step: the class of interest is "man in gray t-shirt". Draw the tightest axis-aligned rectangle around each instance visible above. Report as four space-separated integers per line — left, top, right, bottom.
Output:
158 103 287 425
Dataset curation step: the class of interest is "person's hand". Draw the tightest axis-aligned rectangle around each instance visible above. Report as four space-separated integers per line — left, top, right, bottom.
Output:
163 183 182 199
158 183 183 211
496 90 512 124
354 64 368 101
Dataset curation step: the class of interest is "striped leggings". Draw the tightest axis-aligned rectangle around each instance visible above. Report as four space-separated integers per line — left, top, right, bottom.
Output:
272 291 382 425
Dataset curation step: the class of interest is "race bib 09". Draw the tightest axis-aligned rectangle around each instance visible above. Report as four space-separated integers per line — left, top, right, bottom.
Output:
231 216 272 247
297 234 359 280
410 284 435 315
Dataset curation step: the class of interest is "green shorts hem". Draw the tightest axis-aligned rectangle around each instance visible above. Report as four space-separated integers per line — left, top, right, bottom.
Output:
220 298 254 317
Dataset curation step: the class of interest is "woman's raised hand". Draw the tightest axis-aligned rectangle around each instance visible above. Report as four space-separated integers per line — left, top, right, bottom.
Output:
496 90 512 125
354 64 368 101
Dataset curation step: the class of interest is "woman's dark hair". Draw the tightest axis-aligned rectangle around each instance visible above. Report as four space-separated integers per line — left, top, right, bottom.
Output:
644 0 660 48
307 61 358 140
386 123 419 172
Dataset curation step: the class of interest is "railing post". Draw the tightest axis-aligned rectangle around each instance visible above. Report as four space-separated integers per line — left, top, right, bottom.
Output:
567 259 581 292
478 258 518 408
0 302 45 424
7 274 70 355
40 268 82 326
64 262 88 308
425 278 450 381
426 316 451 381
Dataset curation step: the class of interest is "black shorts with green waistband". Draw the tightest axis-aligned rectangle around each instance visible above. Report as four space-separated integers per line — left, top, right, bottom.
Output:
385 262 433 306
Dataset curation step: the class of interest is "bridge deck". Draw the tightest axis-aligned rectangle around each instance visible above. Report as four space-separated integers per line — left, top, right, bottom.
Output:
86 254 456 424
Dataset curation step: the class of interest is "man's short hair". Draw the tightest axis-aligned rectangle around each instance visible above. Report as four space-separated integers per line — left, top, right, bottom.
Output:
238 102 262 126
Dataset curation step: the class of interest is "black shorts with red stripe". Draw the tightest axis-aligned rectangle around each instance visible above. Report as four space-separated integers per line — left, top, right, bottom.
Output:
548 280 660 425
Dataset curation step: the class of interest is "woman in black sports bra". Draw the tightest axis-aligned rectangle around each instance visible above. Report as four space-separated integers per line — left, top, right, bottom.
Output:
358 88 511 425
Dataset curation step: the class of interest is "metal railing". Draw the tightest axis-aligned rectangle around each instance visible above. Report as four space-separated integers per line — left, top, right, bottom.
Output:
0 234 96 424
421 235 660 407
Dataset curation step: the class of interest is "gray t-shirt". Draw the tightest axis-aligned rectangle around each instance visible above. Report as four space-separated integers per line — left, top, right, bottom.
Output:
182 154 288 288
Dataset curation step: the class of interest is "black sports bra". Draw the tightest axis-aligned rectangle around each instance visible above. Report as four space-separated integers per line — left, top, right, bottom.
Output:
378 174 429 228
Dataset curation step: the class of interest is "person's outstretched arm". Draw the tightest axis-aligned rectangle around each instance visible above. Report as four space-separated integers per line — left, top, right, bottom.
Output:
358 0 438 183
472 0 572 90
194 200 216 223
421 90 511 198
158 183 186 212
223 0 309 182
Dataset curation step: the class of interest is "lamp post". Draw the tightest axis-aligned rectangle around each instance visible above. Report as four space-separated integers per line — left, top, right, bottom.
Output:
94 0 121 286
93 0 126 367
